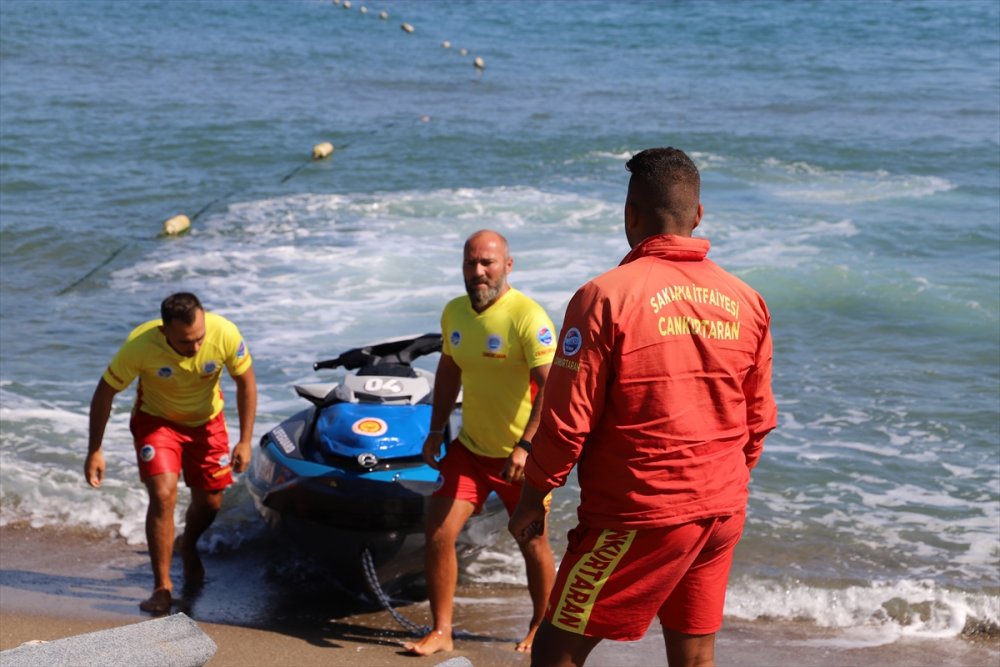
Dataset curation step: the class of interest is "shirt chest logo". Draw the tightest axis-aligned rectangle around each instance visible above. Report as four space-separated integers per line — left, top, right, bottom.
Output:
203 360 218 374
450 330 462 347
157 366 173 378
482 334 507 359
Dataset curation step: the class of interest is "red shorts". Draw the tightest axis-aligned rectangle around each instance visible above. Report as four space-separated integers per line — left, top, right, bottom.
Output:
546 513 745 640
433 439 524 515
130 410 232 490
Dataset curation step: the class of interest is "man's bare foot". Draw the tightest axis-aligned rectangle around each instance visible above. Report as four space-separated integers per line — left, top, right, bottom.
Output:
402 629 453 656
138 587 172 615
516 624 540 653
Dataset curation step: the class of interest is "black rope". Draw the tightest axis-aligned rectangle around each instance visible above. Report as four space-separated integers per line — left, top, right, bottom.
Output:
360 546 478 640
57 244 128 295
59 139 350 296
190 189 240 222
279 160 311 184
361 546 430 637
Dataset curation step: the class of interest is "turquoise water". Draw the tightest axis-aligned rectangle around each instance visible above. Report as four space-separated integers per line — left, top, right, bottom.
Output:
1 0 997 643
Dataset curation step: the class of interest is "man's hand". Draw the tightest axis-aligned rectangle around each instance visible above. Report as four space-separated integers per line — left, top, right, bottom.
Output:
84 450 105 488
231 440 252 474
501 444 529 483
421 433 445 470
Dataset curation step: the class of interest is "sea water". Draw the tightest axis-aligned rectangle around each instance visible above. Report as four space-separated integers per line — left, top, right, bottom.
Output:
1 0 997 647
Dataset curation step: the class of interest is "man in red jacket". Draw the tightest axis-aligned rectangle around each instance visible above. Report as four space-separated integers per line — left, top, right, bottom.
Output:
509 147 777 667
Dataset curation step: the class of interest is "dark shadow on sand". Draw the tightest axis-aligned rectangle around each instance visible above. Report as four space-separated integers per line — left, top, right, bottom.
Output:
165 534 519 652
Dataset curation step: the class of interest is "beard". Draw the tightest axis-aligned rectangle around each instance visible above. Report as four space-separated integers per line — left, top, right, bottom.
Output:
466 277 503 311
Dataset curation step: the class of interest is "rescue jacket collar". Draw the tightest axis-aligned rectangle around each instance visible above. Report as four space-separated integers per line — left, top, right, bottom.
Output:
619 234 710 267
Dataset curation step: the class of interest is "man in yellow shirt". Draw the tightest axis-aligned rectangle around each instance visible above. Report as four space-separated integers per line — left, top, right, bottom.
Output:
84 292 257 614
404 230 557 656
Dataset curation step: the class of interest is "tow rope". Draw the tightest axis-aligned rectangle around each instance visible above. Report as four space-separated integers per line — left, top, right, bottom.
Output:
360 546 476 640
361 546 430 637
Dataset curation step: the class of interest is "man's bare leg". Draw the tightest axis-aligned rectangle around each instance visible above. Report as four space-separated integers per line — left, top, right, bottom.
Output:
663 628 716 667
515 519 555 652
140 473 179 614
403 496 475 656
529 619 602 667
180 487 223 588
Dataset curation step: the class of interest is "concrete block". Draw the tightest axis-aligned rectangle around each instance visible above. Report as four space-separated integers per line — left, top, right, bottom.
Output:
0 612 216 667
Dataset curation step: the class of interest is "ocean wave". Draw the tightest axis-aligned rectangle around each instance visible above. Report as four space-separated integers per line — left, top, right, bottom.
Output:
757 157 956 204
726 577 1000 642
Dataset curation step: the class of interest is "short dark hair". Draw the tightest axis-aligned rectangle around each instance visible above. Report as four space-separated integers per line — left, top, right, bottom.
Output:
161 292 203 325
625 147 701 225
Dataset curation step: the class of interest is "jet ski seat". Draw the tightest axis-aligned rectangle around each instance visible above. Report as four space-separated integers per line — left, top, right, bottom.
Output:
356 364 418 378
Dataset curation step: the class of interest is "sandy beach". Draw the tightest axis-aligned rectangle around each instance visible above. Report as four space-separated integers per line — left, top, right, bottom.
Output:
1 524 996 666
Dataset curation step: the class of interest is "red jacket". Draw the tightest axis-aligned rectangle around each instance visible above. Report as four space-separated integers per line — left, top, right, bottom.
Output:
526 234 777 529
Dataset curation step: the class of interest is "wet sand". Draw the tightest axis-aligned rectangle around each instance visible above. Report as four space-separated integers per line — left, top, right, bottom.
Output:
1 524 996 666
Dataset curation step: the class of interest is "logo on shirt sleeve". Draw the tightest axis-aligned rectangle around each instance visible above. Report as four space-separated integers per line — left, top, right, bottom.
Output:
562 327 582 357
236 340 248 358
450 330 462 346
537 326 554 346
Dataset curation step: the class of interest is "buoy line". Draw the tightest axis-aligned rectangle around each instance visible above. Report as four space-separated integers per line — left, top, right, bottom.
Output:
61 1 489 295
330 1 487 72
58 140 341 295
56 245 129 296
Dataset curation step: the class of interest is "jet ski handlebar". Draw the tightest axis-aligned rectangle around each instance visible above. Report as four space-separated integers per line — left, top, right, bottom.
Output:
313 333 442 372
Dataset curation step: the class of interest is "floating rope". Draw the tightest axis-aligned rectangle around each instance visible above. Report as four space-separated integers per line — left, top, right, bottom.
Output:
63 0 480 296
332 2 486 72
57 244 128 295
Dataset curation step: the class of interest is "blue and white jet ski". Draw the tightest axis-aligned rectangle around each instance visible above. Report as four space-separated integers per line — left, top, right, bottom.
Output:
246 333 506 598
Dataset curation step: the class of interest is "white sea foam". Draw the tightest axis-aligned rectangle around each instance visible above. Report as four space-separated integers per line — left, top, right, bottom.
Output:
942 462 977 478
757 157 956 204
3 184 997 623
726 577 999 642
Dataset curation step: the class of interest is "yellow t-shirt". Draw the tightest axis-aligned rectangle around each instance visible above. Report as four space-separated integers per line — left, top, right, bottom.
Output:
103 312 252 426
441 288 556 458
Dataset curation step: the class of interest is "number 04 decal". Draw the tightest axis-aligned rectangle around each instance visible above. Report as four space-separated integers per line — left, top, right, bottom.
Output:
363 377 404 393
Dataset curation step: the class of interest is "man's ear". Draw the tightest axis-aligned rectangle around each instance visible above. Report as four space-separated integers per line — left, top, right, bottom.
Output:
693 203 704 230
625 201 640 233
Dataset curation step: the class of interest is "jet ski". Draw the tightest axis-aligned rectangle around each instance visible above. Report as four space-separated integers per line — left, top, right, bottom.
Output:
246 333 506 599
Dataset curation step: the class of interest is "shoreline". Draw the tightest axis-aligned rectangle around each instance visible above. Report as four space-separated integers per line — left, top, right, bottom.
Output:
1 524 997 666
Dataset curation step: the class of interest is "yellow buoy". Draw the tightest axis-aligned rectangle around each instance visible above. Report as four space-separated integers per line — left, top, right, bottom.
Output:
312 142 335 160
378 10 388 19
474 56 485 70
441 40 451 49
401 22 414 33
162 214 191 236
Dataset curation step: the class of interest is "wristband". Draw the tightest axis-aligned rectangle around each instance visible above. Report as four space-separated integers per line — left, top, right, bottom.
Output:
514 439 532 453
